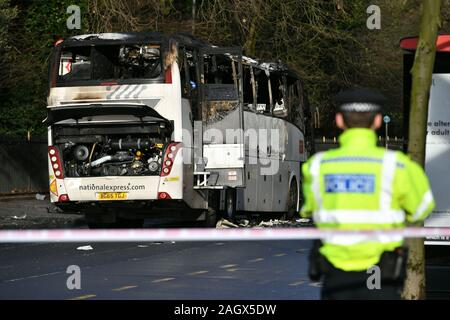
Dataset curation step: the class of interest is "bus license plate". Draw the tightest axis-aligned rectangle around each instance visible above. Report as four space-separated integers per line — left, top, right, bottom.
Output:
96 192 128 200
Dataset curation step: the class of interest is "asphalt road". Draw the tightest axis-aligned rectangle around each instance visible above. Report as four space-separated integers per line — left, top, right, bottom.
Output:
1 198 450 300
0 240 320 300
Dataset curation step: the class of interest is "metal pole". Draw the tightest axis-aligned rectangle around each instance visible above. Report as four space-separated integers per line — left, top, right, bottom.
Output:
385 122 389 149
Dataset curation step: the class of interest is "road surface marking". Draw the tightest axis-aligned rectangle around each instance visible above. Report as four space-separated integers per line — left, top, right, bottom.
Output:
69 294 96 300
309 282 323 288
289 280 306 286
273 253 287 257
112 285 138 292
248 258 264 263
152 277 175 283
226 267 255 272
220 264 237 269
188 270 209 276
5 271 62 282
206 275 236 279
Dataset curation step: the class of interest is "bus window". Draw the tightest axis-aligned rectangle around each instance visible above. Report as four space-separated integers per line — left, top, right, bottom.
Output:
187 49 199 96
202 54 235 85
200 51 240 124
179 46 189 97
271 74 286 118
287 78 305 130
59 47 91 80
254 69 270 114
242 65 255 111
181 48 201 120
57 44 163 84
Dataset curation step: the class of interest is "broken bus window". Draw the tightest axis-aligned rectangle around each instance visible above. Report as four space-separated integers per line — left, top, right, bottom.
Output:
57 44 163 84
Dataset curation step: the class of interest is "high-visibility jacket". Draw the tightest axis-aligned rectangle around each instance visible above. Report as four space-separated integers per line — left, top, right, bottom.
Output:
300 128 435 271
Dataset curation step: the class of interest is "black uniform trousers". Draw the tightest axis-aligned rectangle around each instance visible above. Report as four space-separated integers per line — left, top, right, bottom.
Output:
321 261 404 300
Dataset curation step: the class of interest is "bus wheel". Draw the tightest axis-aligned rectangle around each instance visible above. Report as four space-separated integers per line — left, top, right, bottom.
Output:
224 188 237 221
286 179 299 220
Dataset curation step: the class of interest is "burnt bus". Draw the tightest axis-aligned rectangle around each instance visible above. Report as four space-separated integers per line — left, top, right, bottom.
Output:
46 32 314 227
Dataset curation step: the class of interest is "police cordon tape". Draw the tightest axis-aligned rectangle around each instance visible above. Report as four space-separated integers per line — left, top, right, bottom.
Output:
0 227 450 243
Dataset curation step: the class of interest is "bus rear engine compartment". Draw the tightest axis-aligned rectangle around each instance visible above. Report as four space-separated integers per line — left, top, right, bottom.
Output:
55 134 167 177
71 137 161 177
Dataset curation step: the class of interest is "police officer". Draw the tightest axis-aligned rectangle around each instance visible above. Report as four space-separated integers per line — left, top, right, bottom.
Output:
300 88 435 299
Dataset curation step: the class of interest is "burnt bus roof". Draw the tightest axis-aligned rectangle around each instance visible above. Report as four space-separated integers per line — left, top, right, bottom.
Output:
57 32 300 78
59 32 169 47
59 32 210 48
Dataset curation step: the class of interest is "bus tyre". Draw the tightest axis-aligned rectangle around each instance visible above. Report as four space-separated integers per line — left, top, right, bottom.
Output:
225 188 237 220
286 179 299 220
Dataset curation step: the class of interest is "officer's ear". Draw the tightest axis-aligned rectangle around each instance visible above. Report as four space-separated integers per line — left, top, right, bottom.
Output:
336 113 347 130
371 113 382 130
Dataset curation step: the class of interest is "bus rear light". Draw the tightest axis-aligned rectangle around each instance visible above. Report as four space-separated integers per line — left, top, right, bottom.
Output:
160 142 180 177
48 146 64 179
58 194 70 202
158 192 171 200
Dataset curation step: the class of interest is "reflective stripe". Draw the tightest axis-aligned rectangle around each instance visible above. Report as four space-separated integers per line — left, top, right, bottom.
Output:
322 234 403 245
321 157 382 164
310 152 324 207
411 190 434 221
314 209 405 224
380 150 397 211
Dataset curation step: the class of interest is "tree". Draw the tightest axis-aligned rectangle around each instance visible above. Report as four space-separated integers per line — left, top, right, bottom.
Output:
403 0 442 300
0 0 18 97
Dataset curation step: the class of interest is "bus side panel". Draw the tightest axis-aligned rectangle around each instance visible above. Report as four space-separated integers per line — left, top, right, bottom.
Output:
271 117 287 212
180 98 208 210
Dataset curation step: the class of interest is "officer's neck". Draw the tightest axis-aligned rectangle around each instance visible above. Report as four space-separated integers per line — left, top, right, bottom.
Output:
339 128 377 148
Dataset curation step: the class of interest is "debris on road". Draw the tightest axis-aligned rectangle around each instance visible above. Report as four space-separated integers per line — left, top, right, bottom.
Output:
238 219 250 227
35 193 46 201
258 220 274 227
12 214 27 220
216 216 313 229
216 218 239 228
77 245 93 251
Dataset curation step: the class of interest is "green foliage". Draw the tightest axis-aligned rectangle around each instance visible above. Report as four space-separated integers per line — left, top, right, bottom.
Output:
0 0 18 95
0 0 88 138
2 0 450 139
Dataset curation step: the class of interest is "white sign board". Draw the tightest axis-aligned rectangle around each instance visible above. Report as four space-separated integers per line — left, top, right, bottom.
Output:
425 74 450 229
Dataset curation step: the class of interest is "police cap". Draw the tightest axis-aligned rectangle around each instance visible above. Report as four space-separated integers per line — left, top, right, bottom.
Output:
334 87 386 113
